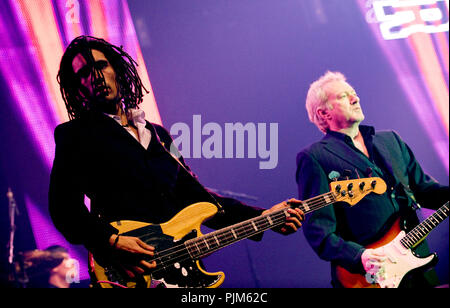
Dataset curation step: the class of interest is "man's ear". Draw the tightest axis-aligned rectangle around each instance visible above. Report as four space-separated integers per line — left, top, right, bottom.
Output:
317 108 331 121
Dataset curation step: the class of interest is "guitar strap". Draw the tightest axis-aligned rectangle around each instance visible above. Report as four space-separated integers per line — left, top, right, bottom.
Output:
372 140 421 213
147 122 225 214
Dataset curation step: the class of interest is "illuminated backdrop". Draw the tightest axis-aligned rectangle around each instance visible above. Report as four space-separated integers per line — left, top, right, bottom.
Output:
0 0 160 281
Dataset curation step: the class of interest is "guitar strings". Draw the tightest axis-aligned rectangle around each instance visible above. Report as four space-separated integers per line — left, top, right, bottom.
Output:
144 191 340 272
102 182 376 284
140 190 335 255
137 185 376 274
140 191 339 274
151 185 377 271
141 186 380 273
184 189 337 256
400 202 449 249
404 203 448 248
146 209 289 274
150 210 291 275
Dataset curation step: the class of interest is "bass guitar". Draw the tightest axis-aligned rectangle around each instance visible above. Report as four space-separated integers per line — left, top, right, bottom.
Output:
90 177 386 288
336 201 449 288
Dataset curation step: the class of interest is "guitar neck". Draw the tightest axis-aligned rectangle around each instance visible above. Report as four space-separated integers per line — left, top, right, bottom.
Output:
400 201 449 249
185 191 337 259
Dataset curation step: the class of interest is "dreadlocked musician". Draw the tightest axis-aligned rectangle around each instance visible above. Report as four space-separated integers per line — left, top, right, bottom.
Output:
48 36 304 287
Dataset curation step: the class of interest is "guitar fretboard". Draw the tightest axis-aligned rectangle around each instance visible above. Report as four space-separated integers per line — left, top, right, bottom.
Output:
185 192 337 259
400 201 449 249
150 177 385 275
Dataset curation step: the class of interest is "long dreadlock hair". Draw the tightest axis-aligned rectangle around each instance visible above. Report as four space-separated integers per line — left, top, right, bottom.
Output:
57 35 148 120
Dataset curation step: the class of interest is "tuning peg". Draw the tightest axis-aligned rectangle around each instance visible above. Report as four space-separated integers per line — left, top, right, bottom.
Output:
343 169 352 180
359 181 366 190
371 180 377 188
328 171 340 181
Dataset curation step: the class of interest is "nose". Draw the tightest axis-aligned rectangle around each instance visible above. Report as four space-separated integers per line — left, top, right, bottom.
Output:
349 92 359 104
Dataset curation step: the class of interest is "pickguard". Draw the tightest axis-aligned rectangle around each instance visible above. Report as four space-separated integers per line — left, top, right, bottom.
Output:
101 224 222 288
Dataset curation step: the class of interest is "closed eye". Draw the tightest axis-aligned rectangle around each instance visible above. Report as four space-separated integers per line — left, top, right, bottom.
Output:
94 60 108 70
75 60 109 79
338 91 357 99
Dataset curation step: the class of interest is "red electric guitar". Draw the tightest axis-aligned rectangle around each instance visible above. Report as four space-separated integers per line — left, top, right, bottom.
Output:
336 201 449 288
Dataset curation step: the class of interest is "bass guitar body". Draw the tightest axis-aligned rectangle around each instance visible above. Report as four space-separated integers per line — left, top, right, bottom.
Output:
88 177 387 288
89 202 225 288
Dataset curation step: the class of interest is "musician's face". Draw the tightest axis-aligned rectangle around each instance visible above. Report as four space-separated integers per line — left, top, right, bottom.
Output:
72 49 119 111
320 80 365 131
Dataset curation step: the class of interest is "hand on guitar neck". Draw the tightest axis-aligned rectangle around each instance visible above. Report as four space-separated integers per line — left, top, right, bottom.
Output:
262 198 305 235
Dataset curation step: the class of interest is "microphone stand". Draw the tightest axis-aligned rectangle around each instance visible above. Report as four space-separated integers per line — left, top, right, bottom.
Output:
7 187 17 265
6 188 27 287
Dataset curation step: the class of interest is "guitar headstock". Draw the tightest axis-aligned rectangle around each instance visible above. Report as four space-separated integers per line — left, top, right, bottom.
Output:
329 177 387 206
